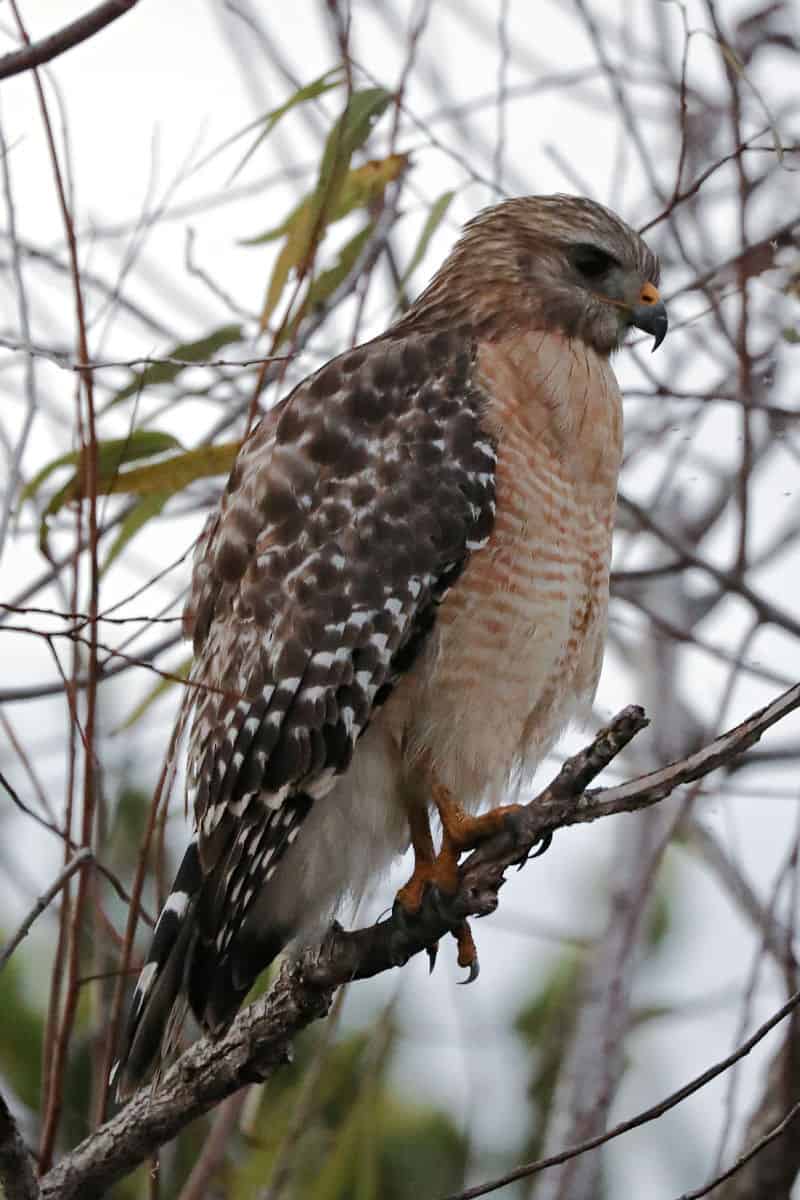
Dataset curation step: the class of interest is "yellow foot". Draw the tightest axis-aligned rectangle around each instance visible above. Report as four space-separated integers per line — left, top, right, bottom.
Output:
432 783 524 854
395 846 459 915
454 920 480 983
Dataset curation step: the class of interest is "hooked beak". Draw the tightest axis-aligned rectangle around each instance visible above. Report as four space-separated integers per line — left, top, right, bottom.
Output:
631 280 668 351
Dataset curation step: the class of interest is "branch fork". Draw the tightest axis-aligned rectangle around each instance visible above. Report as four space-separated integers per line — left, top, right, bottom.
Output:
33 683 800 1200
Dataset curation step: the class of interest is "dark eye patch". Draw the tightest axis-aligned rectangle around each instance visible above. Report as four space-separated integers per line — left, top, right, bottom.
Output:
571 243 618 279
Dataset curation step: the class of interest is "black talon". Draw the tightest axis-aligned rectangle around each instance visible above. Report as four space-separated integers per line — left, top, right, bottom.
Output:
458 956 480 985
427 941 439 974
515 829 553 870
532 831 553 858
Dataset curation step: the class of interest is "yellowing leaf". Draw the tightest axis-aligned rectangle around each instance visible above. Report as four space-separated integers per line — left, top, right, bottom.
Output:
27 434 239 559
22 430 183 507
260 153 405 334
100 441 241 496
242 155 407 247
246 87 395 331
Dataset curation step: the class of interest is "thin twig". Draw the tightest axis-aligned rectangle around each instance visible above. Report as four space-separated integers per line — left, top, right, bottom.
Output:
0 1 140 81
10 0 102 1165
0 335 289 372
441 990 800 1200
0 850 93 972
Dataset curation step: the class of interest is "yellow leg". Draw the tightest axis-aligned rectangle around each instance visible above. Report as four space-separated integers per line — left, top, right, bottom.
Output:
394 777 521 981
395 796 458 913
432 780 523 854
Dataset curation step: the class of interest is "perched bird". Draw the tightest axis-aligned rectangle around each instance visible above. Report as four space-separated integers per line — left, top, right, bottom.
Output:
115 194 666 1095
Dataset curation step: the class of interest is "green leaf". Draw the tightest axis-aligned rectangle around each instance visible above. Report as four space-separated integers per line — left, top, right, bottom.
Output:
782 326 800 344
98 440 241 496
399 190 455 290
281 221 375 344
102 492 170 574
251 86 394 330
24 432 232 558
317 87 393 202
106 324 243 409
257 153 404 334
21 430 183 507
241 154 406 247
228 68 344 184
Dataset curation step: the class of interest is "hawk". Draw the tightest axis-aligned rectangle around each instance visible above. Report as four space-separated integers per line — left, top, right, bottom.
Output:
115 194 666 1094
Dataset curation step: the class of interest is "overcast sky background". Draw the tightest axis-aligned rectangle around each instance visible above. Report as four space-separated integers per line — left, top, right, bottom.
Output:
2 2 800 1196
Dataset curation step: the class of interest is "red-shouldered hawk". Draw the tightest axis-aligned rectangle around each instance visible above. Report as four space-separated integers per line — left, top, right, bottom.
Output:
115 194 666 1095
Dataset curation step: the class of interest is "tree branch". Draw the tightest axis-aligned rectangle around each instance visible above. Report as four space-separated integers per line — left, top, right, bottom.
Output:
0 2 139 82
711 1012 800 1200
37 683 800 1199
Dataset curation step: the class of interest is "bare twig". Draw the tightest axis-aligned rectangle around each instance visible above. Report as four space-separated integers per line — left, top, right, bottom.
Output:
442 989 800 1200
0 1 140 81
707 1013 800 1199
0 334 289 372
0 849 93 972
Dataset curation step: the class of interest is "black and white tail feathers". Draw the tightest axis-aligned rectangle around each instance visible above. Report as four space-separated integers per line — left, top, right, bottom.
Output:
113 840 203 1099
114 789 314 1098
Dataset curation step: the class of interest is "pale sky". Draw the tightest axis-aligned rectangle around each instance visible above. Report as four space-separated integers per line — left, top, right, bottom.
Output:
2 3 800 1196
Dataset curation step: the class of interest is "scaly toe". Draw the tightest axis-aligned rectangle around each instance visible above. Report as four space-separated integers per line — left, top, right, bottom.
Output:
454 920 480 984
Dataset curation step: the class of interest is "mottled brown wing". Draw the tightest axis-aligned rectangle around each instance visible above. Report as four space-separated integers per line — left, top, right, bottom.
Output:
182 329 496 935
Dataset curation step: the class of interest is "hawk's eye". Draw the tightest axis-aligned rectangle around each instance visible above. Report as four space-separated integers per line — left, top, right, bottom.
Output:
571 244 617 279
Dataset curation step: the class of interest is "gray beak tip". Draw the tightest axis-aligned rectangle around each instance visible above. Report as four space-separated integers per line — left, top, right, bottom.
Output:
632 299 668 352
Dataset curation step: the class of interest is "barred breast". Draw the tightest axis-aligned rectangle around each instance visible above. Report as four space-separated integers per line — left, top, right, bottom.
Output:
394 330 623 808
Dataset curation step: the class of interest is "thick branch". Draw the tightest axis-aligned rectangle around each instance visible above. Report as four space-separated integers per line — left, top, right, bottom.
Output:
38 683 800 1199
0 2 139 81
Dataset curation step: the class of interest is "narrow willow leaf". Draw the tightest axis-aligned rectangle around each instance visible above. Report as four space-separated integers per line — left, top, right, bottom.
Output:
21 430 183 506
316 87 393 202
256 155 404 330
100 440 241 496
399 190 455 290
241 154 407 247
34 439 237 557
228 68 344 185
254 87 394 329
281 221 374 345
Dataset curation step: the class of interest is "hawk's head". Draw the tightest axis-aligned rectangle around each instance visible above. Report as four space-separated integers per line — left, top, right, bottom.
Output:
407 193 667 356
